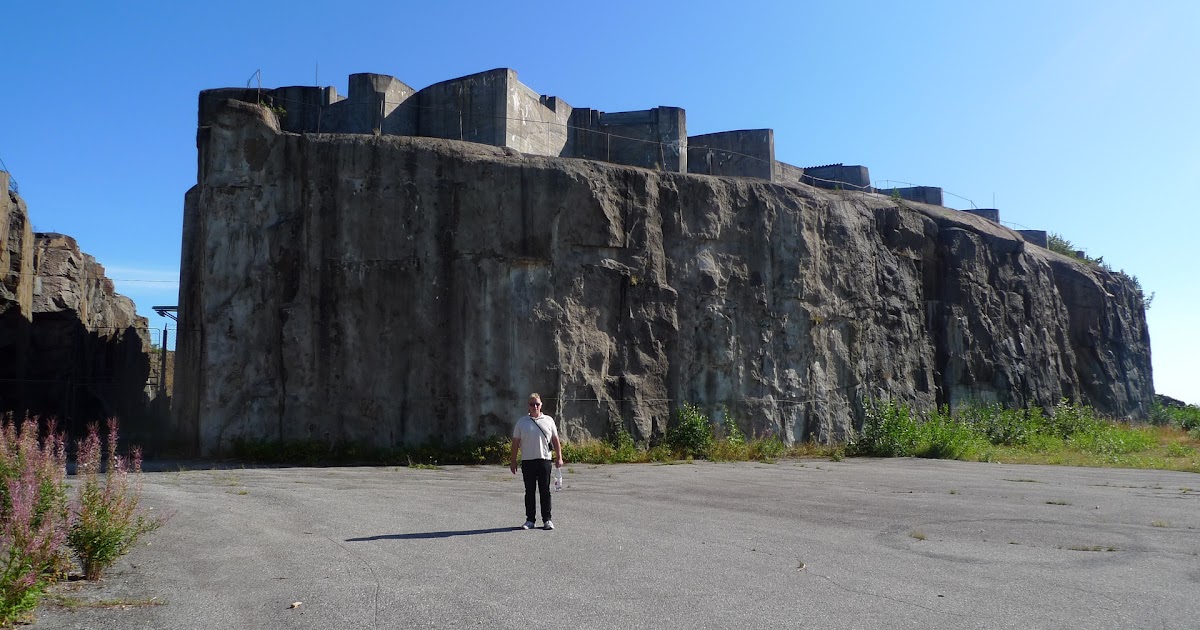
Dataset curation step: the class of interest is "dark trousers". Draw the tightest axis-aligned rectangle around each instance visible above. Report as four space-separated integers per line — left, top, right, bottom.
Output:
521 458 552 522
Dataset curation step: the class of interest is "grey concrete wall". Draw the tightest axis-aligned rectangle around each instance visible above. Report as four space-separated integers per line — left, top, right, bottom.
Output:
1019 230 1049 248
567 107 687 172
800 164 872 190
963 208 1000 223
876 186 944 206
505 77 571 156
417 68 509 146
686 130 774 180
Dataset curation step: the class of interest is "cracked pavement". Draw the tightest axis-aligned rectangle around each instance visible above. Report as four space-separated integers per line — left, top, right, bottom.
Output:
32 458 1200 629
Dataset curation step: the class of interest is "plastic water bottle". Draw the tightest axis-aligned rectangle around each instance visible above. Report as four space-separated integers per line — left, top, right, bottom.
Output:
553 467 563 491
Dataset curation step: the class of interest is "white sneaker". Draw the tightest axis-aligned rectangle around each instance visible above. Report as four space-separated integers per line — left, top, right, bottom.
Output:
543 520 555 530
522 521 535 530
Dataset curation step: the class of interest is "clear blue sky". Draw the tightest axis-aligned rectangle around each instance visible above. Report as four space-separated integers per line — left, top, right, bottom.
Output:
3 1 1196 404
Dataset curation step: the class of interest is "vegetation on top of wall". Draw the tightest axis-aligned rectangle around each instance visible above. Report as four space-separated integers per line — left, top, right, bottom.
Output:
1047 232 1154 309
1048 232 1102 264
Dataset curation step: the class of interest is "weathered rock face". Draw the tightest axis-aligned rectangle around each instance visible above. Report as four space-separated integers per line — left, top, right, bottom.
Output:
27 233 157 433
0 180 161 437
1 174 35 391
175 100 1154 455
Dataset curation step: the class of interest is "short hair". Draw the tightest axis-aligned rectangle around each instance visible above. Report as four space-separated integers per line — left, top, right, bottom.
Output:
528 392 542 403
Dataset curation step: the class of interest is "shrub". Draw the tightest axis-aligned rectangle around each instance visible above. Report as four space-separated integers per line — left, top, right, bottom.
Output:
667 403 714 458
853 400 918 457
1046 400 1101 438
68 420 163 581
1068 424 1157 456
1147 401 1174 427
749 436 786 461
719 407 746 446
913 411 984 460
607 426 641 463
0 416 69 625
1169 405 1200 431
959 403 1039 446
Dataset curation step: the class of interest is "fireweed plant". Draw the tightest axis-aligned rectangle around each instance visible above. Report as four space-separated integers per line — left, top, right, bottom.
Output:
0 416 70 625
68 420 162 580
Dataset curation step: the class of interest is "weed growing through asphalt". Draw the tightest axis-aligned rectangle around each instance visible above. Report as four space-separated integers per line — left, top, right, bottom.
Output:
49 594 164 610
68 420 163 580
0 416 70 625
910 530 927 541
0 416 163 624
1151 521 1172 528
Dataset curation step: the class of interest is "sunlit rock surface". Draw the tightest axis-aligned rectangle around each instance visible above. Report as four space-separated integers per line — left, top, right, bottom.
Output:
175 100 1153 455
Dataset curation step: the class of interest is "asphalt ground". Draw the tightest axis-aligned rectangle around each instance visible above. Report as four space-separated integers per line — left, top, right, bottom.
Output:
32 458 1200 630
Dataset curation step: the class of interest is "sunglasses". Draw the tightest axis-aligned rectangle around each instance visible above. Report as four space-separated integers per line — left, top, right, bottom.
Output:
528 402 541 407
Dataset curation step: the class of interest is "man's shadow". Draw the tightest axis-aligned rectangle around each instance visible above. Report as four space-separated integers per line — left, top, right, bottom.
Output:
346 527 521 541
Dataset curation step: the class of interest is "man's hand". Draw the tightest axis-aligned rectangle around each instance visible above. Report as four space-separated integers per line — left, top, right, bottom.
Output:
510 461 518 474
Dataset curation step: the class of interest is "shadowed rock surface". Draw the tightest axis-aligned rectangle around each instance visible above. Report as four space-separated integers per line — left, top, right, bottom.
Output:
175 100 1152 455
1 175 164 438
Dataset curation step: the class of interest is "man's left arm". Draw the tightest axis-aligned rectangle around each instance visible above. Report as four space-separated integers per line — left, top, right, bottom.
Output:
551 434 563 467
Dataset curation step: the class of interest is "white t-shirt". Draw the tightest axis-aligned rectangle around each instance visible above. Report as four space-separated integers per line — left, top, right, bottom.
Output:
513 414 558 460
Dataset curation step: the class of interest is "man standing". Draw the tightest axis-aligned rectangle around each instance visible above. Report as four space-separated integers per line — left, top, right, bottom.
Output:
510 392 564 530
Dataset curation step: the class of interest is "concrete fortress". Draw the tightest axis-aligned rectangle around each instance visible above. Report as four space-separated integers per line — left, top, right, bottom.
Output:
174 69 1152 456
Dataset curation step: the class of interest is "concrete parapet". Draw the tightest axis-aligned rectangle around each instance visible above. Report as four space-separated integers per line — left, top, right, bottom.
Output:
417 68 510 146
687 130 774 180
199 88 274 127
876 186 944 206
272 86 339 133
963 208 1000 223
315 73 418 136
506 80 572 156
773 161 806 185
1018 230 1048 248
569 106 687 172
200 69 692 172
800 164 871 190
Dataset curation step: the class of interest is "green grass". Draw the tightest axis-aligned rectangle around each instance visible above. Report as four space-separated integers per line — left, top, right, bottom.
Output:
223 400 1199 474
850 400 1200 474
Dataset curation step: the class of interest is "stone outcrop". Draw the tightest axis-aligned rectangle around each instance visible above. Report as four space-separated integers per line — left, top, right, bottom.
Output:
1 172 35 392
0 176 163 438
174 100 1154 455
